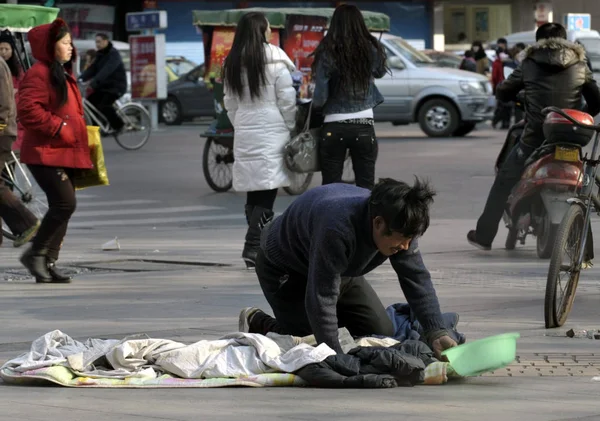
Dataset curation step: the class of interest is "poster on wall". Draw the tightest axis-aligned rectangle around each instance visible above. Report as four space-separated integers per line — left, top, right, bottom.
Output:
282 14 328 99
207 27 281 82
130 34 167 100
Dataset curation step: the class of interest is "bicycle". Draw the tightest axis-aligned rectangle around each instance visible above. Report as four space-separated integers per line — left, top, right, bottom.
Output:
82 95 152 151
1 151 48 241
544 107 600 329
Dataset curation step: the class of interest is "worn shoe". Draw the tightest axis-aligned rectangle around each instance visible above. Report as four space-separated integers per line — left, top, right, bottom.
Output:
13 220 41 248
467 230 492 251
47 260 72 283
20 246 51 282
238 307 262 333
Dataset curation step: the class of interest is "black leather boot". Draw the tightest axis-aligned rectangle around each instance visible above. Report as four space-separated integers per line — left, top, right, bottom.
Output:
47 258 72 283
20 246 52 282
242 207 274 269
244 205 254 226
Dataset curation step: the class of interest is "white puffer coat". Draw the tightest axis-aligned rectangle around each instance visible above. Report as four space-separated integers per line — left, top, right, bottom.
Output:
224 43 297 192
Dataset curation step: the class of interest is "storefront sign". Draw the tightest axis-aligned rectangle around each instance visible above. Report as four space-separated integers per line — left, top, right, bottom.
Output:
126 11 167 32
282 14 328 99
129 34 167 100
534 2 552 27
207 26 280 81
564 13 591 32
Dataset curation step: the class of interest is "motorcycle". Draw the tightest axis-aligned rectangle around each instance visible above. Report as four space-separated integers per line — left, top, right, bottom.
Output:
495 67 588 258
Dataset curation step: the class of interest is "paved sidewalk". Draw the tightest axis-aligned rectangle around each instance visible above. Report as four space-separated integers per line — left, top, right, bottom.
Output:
2 220 600 421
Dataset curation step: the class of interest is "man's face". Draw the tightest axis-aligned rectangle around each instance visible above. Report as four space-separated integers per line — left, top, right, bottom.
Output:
372 216 412 256
499 42 507 51
95 36 109 50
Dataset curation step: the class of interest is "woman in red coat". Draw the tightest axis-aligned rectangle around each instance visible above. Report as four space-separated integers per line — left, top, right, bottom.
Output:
17 19 92 284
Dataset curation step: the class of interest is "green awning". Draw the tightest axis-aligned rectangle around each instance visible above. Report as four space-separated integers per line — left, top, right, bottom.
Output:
0 4 59 32
193 7 390 32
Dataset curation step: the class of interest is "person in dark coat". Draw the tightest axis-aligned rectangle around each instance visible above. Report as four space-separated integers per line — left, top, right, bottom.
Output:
79 33 127 132
17 18 93 283
468 23 600 250
238 178 458 359
459 50 477 72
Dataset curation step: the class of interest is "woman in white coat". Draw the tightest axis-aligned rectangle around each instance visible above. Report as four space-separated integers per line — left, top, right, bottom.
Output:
223 12 297 269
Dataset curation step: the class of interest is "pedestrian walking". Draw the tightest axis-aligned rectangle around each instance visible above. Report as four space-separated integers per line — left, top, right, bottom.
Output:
0 30 25 151
312 4 388 190
0 55 40 248
17 19 93 283
459 50 477 72
471 41 490 76
223 12 297 269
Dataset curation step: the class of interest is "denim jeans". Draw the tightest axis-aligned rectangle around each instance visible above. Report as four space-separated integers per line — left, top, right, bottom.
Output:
475 141 536 245
319 122 378 190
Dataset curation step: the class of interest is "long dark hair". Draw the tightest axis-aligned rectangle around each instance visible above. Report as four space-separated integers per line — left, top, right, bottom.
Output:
223 12 268 101
311 4 387 95
3 49 21 78
50 25 71 106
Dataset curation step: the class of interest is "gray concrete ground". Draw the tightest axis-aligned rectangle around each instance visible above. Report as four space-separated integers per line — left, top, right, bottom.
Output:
1 123 600 421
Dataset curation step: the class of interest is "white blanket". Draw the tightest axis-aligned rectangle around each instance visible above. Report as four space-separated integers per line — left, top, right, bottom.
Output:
1 330 336 379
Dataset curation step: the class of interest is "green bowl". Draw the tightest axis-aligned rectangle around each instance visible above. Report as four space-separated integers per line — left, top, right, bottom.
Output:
441 332 520 377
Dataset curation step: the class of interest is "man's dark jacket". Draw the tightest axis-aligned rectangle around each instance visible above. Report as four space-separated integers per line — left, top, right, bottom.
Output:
81 42 127 97
497 37 600 148
261 183 447 354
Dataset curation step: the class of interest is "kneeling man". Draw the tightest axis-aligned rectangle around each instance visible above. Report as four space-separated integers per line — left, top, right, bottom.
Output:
239 178 457 358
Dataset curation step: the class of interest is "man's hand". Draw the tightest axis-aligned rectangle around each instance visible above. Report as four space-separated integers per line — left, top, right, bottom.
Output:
431 335 458 361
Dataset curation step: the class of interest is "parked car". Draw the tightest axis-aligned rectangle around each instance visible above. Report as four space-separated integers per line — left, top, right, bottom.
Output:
160 63 215 125
374 33 494 137
423 50 463 68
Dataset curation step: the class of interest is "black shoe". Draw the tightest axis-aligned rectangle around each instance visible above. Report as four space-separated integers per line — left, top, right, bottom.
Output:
47 260 72 283
20 247 52 282
242 207 274 268
467 230 492 251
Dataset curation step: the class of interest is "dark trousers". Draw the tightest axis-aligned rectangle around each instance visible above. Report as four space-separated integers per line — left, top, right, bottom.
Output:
0 137 37 236
319 122 378 190
493 101 513 128
246 189 278 210
88 91 123 131
28 165 76 261
252 249 394 338
475 141 536 245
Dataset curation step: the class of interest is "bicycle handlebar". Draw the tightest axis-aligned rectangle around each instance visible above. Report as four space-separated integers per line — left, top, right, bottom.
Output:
542 106 600 132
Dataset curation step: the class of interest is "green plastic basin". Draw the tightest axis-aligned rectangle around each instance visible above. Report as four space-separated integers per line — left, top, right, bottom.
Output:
441 332 520 377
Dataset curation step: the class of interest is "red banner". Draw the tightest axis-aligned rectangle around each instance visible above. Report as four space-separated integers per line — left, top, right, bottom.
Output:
130 35 157 99
282 15 328 99
207 27 281 82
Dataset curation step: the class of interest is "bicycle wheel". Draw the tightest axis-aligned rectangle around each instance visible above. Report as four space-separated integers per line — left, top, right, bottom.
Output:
1 162 48 241
544 205 584 328
202 137 233 193
283 172 314 196
114 103 151 150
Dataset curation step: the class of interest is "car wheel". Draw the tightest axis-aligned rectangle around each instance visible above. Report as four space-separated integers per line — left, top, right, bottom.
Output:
418 98 460 137
452 122 477 137
161 97 183 126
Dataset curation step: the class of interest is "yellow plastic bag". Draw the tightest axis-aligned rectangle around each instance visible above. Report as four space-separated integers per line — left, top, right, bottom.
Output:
74 126 109 190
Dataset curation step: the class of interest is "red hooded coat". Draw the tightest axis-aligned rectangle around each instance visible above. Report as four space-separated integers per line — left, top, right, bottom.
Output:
17 19 92 169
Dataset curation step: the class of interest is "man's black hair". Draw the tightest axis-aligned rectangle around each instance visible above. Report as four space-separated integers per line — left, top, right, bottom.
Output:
497 37 507 45
96 33 110 40
515 42 527 50
536 23 567 41
464 49 474 58
369 177 436 238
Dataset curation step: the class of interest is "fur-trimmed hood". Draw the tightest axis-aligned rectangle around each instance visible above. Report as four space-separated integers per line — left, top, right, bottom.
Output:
525 37 586 69
28 18 77 66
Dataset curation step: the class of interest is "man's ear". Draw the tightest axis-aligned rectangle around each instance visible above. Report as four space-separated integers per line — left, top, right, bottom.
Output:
373 216 385 232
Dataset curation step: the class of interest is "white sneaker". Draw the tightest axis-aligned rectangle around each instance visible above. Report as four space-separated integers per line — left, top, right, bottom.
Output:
238 307 261 332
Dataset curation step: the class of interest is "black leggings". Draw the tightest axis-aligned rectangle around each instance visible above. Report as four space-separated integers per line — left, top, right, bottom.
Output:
246 189 278 210
28 165 76 261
